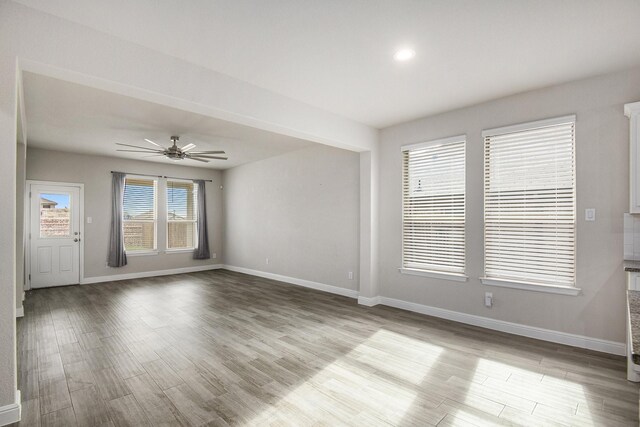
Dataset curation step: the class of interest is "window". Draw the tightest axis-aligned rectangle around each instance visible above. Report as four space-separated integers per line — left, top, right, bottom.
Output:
123 177 157 252
39 193 71 238
482 116 576 289
401 136 466 277
166 180 198 250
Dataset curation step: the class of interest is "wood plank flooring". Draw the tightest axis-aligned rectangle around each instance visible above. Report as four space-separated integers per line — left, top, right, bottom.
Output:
12 269 640 426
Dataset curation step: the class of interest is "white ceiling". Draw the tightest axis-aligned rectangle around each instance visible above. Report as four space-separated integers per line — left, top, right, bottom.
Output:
22 72 313 169
14 0 640 128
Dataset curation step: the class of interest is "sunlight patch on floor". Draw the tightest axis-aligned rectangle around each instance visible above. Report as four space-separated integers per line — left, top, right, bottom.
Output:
247 329 444 425
454 358 599 426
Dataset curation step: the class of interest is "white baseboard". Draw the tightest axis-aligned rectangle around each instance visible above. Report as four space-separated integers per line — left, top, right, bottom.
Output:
81 264 224 285
0 390 20 426
357 296 381 306
223 265 359 299
373 296 625 356
16 306 24 318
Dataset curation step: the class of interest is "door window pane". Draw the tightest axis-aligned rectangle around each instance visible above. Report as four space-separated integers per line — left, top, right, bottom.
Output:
40 193 71 238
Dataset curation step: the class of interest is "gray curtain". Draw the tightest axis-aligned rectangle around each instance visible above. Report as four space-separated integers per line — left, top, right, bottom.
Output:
108 172 128 267
193 180 211 259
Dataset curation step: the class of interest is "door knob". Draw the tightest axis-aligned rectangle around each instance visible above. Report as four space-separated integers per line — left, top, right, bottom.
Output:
74 238 79 242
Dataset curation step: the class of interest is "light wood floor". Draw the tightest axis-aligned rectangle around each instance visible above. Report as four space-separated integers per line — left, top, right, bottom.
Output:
13 270 640 426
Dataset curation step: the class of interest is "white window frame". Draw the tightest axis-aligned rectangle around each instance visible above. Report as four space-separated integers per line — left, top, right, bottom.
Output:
399 135 468 282
480 115 580 296
165 178 198 252
123 175 158 256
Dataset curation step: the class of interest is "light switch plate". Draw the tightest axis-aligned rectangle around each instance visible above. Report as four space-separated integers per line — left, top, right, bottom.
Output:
484 292 493 308
585 208 596 221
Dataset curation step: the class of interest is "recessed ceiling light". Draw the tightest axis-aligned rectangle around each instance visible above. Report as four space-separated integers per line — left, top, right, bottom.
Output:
394 48 415 62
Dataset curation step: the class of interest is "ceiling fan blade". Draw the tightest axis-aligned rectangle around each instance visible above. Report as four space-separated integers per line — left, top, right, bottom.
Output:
142 154 166 158
144 138 162 147
182 143 196 151
116 143 160 151
187 157 209 163
189 155 228 160
117 149 164 153
188 150 225 154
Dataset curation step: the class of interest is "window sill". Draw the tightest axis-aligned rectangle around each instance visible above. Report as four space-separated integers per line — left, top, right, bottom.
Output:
126 250 158 257
480 277 581 296
399 268 468 282
165 248 194 254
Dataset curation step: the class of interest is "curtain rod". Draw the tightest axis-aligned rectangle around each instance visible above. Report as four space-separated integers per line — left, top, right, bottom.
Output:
110 171 213 182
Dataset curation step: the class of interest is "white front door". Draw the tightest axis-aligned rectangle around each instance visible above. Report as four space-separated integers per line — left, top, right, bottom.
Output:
29 183 81 288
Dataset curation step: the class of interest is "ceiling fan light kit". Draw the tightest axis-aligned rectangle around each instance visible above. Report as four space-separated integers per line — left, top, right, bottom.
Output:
116 135 227 163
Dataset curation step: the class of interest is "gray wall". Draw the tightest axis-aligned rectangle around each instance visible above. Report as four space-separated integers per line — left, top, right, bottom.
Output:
379 67 640 343
223 144 360 291
26 148 223 280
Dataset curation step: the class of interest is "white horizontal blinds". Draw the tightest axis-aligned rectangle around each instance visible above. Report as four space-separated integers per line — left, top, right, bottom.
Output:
484 118 576 287
123 177 157 251
402 138 466 273
167 180 198 249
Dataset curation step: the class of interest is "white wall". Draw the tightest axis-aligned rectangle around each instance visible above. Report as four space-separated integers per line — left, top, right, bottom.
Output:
26 148 223 280
379 67 640 344
0 37 18 411
359 149 380 300
15 142 25 311
223 145 360 292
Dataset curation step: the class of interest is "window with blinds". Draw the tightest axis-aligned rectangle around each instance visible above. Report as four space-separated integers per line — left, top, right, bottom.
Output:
402 136 466 275
483 116 576 288
167 180 198 250
123 177 157 252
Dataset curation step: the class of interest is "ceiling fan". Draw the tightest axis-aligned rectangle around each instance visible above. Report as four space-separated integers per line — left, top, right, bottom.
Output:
116 136 227 163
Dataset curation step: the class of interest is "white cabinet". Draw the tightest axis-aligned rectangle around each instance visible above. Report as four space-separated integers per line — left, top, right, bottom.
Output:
629 272 640 290
625 101 640 213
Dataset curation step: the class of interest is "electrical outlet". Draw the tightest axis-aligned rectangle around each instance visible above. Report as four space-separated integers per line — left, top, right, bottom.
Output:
485 292 493 308
585 208 596 221
212 253 217 259
348 271 354 280
265 258 269 265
